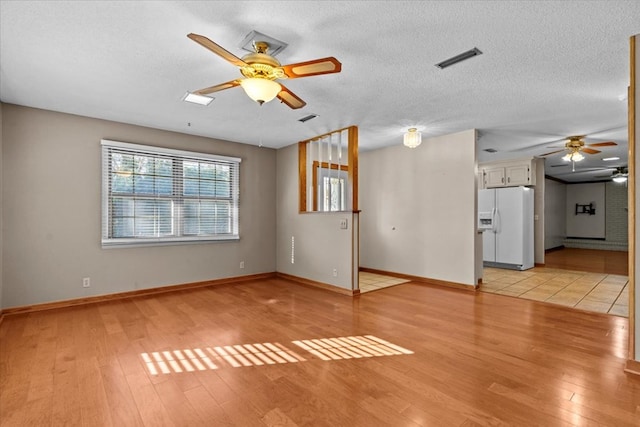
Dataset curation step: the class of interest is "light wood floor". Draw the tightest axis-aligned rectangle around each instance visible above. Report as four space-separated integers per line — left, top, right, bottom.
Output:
359 271 409 293
1 277 639 426
480 248 630 317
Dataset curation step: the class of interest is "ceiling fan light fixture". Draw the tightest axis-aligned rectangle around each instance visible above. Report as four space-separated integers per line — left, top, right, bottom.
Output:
240 78 281 105
403 128 422 148
613 175 628 183
562 151 584 162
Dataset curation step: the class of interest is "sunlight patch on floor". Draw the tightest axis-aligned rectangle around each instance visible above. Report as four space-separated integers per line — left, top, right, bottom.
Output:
141 335 412 375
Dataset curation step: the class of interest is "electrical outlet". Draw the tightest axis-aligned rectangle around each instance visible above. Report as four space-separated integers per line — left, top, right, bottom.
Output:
340 219 348 229
240 261 245 269
332 269 338 277
82 277 90 288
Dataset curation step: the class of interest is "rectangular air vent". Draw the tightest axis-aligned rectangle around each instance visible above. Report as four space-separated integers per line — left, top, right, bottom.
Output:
298 114 318 123
436 48 483 69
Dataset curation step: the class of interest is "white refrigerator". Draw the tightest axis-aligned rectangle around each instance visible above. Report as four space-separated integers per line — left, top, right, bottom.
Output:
478 186 534 271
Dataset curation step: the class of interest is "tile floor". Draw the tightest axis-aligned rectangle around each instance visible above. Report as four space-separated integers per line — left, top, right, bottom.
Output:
480 267 629 317
359 271 410 294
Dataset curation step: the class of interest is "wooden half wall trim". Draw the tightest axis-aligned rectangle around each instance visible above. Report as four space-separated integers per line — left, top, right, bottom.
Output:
0 272 277 318
628 34 637 372
359 267 477 292
276 272 360 297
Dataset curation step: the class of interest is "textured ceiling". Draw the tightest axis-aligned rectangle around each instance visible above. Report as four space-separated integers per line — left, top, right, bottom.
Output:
1 1 638 182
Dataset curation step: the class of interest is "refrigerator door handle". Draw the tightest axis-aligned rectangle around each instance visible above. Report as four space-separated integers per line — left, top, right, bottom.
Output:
493 208 500 233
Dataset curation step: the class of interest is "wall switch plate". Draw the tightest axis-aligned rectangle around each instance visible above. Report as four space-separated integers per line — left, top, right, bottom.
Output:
340 219 348 229
332 269 338 277
240 261 245 269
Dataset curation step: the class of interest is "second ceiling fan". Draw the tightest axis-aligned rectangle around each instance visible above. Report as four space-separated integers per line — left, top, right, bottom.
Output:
541 135 617 161
187 32 342 109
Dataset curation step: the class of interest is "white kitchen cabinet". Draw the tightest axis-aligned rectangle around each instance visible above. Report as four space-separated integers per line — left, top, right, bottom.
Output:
479 159 535 188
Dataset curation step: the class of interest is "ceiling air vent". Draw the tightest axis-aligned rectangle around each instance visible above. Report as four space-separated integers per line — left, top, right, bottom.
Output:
483 148 497 153
435 48 483 69
298 114 318 123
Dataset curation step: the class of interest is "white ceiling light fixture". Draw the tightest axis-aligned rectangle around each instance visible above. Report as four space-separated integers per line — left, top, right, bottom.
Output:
613 174 628 183
603 157 620 161
183 92 214 106
239 78 282 105
562 150 584 162
403 128 422 148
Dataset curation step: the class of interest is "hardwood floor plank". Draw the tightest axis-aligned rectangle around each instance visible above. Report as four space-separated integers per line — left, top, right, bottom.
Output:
99 360 145 427
77 356 114 427
183 385 235 426
125 371 176 427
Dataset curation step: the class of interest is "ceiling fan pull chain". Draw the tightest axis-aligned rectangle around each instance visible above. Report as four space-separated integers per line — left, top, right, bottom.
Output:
258 103 263 147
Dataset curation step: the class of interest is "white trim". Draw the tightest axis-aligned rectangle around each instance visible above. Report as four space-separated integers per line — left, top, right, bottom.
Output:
101 139 242 164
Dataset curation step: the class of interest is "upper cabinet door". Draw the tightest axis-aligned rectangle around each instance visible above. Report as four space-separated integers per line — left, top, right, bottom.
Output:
481 159 536 188
505 164 530 186
484 167 506 187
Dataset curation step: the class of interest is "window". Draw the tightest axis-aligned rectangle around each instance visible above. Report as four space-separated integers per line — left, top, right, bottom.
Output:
101 140 240 247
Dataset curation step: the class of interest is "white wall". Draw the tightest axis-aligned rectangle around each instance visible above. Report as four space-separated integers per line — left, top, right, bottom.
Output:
544 179 567 249
359 129 478 286
566 182 606 238
276 144 354 289
1 104 277 308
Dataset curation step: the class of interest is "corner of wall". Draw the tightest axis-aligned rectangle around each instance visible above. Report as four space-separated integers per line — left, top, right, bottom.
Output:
0 102 4 310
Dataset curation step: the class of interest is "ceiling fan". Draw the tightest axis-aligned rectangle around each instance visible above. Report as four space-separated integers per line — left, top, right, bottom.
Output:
539 135 617 171
186 32 342 109
595 166 628 182
540 135 617 160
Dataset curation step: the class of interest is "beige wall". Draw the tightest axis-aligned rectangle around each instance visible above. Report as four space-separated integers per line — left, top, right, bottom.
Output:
359 129 479 286
1 104 276 308
276 144 355 289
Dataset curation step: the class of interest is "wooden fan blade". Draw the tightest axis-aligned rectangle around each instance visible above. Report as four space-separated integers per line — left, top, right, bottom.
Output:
277 84 306 109
281 57 342 79
193 80 241 95
582 148 601 154
540 149 566 156
587 141 617 147
187 33 247 67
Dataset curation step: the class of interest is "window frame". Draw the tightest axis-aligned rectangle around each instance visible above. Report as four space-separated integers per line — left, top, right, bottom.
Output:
101 139 241 248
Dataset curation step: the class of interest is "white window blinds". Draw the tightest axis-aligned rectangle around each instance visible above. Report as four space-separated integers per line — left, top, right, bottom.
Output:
101 140 240 247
